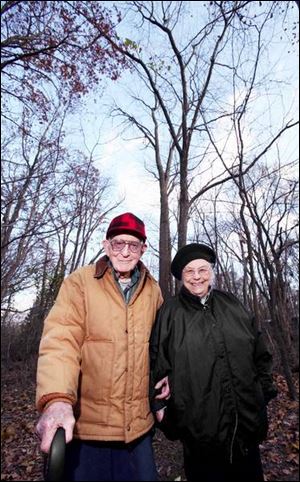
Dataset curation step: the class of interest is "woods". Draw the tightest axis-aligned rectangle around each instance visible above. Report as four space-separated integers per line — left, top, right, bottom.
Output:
1 2 299 480
2 0 298 386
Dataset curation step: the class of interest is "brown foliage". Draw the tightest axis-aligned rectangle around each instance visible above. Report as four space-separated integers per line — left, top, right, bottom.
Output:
1 1 128 119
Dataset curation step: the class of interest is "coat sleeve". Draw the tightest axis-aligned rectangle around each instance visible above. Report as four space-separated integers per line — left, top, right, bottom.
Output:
149 302 173 412
36 270 86 412
253 319 278 404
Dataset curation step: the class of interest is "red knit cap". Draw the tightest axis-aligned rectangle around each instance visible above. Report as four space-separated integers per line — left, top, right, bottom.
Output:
106 212 147 242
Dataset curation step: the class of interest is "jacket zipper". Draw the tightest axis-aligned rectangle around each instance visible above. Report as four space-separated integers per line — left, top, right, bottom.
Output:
213 313 239 464
230 411 238 463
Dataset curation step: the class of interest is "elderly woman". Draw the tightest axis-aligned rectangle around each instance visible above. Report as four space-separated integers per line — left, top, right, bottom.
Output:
150 243 277 482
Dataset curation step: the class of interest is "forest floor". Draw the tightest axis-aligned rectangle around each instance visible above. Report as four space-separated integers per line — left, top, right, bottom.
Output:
1 359 299 481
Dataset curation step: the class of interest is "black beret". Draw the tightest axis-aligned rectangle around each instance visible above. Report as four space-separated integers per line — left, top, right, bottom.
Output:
171 243 216 280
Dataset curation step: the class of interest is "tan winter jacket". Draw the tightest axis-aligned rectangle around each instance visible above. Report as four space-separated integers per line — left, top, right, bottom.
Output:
36 257 163 443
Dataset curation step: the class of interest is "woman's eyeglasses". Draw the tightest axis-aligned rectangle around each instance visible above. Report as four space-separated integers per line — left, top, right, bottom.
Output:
182 267 211 278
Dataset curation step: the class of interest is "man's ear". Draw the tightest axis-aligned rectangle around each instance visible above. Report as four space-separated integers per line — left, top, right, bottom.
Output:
141 243 147 255
103 239 110 256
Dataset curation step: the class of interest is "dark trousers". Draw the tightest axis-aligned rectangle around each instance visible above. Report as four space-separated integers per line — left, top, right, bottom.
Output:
64 431 158 481
183 442 264 482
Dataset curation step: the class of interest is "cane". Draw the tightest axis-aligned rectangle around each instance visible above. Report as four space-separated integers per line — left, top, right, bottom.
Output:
44 427 66 482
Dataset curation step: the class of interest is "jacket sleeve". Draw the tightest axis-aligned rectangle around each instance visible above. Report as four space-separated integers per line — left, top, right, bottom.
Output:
253 319 278 404
149 303 173 412
36 270 86 412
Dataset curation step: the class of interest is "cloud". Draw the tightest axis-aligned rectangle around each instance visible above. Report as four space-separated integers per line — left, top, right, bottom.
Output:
115 160 159 215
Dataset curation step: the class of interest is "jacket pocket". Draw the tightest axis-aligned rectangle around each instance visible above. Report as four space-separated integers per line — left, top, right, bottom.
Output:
80 341 114 410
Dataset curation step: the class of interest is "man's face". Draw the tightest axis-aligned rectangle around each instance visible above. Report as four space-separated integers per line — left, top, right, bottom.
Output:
182 259 214 298
103 234 147 276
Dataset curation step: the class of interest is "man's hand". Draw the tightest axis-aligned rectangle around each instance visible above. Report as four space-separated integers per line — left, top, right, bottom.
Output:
155 376 170 400
36 401 75 453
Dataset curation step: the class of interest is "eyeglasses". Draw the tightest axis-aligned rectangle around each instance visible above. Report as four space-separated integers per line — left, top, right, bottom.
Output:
109 239 143 253
182 267 211 279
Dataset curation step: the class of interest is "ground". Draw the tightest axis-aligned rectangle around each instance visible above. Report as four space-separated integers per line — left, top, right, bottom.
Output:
1 361 298 481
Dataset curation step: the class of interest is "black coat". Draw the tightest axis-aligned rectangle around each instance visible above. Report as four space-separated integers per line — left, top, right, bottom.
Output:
150 286 277 458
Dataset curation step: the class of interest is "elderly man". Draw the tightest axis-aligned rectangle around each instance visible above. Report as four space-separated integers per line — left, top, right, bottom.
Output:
36 212 165 481
150 243 277 482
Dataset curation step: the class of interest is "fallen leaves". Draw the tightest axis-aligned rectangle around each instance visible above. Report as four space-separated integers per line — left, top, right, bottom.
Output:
259 373 299 482
0 366 298 481
1 425 16 441
1 368 44 482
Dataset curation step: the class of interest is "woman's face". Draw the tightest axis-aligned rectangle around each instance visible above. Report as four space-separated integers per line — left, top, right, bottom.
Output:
182 258 214 298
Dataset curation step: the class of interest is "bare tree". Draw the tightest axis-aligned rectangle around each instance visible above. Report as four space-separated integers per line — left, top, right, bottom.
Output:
91 1 297 288
111 96 179 296
1 138 121 361
239 164 298 399
1 106 68 309
192 159 298 398
16 157 121 361
1 100 121 319
1 0 128 360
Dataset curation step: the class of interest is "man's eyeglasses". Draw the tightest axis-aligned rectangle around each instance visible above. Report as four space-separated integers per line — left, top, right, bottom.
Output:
109 239 143 253
182 267 211 278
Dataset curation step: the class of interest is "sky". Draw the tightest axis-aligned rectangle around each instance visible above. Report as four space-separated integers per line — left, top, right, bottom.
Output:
67 69 162 225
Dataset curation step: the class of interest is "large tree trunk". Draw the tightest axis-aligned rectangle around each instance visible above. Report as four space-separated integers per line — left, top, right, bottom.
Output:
159 184 173 298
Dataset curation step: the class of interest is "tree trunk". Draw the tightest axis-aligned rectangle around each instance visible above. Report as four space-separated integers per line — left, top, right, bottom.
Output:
159 184 172 298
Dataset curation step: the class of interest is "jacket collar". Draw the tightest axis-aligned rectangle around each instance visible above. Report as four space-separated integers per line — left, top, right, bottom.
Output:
179 284 213 309
94 255 110 278
94 255 149 279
